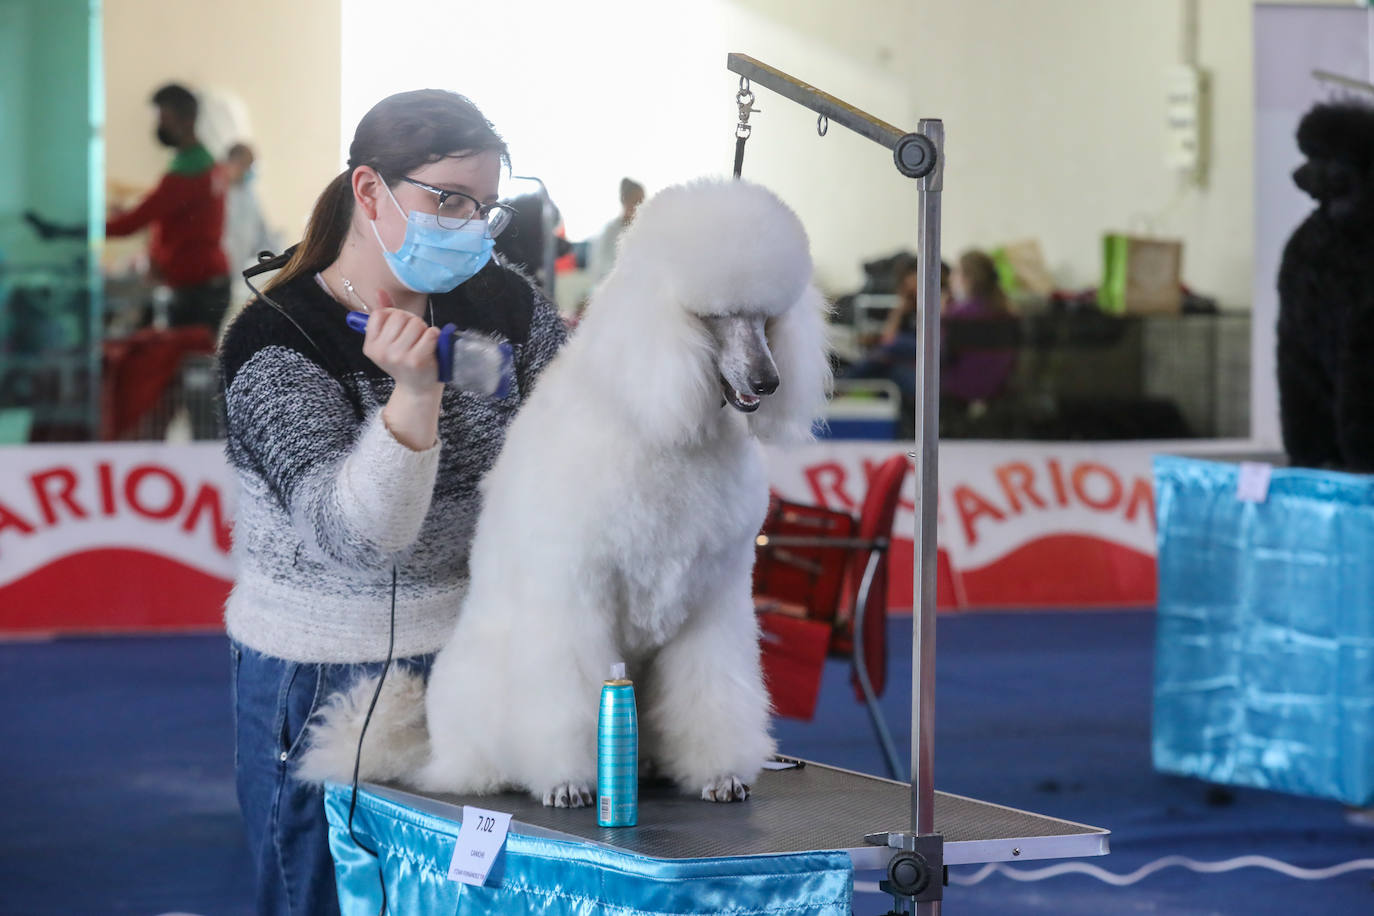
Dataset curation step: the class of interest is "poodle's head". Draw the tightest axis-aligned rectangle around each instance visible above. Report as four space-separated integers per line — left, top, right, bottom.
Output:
1293 101 1374 226
583 178 831 445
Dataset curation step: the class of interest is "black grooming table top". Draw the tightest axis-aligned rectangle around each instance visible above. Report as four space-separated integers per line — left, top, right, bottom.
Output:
365 758 1108 868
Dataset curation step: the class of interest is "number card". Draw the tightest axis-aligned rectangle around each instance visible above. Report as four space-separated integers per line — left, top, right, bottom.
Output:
1236 462 1273 504
447 806 513 886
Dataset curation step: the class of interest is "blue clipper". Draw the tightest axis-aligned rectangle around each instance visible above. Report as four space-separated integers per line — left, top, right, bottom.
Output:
597 662 638 827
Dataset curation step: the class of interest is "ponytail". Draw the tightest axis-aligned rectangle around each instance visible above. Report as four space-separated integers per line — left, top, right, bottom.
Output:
266 169 355 291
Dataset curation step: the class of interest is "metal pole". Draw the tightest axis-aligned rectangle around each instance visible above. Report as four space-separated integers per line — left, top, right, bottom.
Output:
723 52 947 910
911 117 943 916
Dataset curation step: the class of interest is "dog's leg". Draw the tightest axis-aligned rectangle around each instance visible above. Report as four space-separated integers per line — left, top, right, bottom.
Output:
642 550 775 801
514 635 613 807
415 615 508 796
497 594 620 808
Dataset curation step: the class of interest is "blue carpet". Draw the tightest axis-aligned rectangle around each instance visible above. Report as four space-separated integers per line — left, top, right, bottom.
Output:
774 611 1374 915
1 611 1371 914
0 635 252 915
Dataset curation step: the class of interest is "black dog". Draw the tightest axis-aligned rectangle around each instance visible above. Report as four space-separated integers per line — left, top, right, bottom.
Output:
1277 101 1374 471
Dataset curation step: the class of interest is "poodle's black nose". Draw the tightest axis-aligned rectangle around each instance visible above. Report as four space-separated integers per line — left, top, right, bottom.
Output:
751 374 779 396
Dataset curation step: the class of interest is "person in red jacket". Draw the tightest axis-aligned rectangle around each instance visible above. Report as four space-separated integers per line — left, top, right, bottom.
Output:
29 83 231 330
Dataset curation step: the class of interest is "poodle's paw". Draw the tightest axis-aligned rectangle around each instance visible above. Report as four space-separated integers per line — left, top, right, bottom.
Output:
700 775 751 802
541 782 595 808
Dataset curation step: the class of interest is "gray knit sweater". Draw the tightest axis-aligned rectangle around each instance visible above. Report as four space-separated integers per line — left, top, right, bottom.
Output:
218 262 566 663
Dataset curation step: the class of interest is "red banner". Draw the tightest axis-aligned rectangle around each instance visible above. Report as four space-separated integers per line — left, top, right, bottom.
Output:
1 440 1163 634
763 442 1158 610
0 444 234 634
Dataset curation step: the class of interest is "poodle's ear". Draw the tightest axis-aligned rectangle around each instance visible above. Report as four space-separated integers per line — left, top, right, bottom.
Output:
749 283 832 444
582 269 720 446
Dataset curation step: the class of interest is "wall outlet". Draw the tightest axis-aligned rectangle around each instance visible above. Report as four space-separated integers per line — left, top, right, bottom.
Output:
1164 64 1208 178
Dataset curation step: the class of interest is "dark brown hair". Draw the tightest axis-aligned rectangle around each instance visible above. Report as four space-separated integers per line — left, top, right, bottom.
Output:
958 249 1009 313
619 178 645 205
268 89 509 290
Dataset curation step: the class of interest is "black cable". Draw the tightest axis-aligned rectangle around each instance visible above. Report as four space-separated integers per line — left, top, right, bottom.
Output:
241 258 365 421
243 251 394 913
345 563 397 916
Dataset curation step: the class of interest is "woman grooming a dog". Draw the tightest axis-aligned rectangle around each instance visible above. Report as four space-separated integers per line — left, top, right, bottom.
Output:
217 89 566 916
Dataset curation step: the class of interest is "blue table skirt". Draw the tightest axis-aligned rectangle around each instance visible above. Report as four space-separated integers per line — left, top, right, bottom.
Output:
324 784 854 915
1152 456 1374 806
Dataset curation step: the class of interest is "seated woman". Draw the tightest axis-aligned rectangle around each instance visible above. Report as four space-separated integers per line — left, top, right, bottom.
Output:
842 258 947 388
942 249 1018 406
844 251 1016 428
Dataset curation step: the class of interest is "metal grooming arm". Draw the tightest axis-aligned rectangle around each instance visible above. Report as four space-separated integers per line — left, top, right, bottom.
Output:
726 52 945 914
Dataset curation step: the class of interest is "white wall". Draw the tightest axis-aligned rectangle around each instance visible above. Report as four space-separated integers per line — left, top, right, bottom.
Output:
341 0 1366 306
733 0 1363 309
103 0 343 261
97 0 1363 308
341 0 923 295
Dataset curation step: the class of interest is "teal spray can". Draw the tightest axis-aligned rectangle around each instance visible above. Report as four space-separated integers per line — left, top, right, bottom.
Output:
597 662 638 827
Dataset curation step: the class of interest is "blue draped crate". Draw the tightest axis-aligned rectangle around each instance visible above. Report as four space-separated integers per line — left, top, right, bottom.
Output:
324 784 854 915
818 380 901 440
1152 456 1374 806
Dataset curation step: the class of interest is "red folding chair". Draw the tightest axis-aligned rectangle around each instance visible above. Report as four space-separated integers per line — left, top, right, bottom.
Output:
754 453 910 779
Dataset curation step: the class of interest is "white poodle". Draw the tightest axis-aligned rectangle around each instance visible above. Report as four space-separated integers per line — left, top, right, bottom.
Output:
299 178 832 807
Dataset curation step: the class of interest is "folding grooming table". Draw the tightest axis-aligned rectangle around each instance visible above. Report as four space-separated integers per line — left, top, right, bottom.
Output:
363 760 1108 868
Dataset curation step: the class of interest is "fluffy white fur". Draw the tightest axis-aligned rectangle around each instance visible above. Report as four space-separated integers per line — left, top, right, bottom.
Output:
292 666 430 785
299 178 831 805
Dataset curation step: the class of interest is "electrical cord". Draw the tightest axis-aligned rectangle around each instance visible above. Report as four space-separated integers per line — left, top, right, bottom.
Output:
850 854 1374 893
242 252 397 913
945 855 1374 887
241 251 365 420
344 564 398 916
854 853 1374 898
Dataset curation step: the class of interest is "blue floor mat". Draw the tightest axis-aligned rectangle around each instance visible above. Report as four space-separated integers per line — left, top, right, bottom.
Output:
777 611 1374 915
1 611 1370 914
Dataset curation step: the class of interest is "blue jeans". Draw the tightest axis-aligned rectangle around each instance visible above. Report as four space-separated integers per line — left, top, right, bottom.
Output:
230 641 434 916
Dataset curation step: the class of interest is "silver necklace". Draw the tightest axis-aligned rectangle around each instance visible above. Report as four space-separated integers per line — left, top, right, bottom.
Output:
339 276 368 312
338 274 433 324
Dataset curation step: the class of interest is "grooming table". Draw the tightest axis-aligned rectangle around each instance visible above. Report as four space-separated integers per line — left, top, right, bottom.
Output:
325 761 1107 915
364 760 1108 868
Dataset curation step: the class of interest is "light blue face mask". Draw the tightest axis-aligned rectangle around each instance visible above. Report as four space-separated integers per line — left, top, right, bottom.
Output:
371 182 494 293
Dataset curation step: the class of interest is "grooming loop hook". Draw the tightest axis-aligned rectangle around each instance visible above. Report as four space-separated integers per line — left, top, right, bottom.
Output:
736 77 759 139
817 114 828 137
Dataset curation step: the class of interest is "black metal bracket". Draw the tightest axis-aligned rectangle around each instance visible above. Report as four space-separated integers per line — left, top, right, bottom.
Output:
893 133 938 179
865 832 944 908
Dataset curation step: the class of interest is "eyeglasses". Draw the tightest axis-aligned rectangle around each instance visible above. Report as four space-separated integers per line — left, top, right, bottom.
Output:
394 175 517 237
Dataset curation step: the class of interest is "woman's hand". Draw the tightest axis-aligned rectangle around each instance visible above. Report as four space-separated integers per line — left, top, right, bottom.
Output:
363 300 442 395
365 290 444 450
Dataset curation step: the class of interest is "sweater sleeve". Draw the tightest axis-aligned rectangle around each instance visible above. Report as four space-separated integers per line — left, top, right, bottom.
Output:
224 344 440 570
106 174 181 237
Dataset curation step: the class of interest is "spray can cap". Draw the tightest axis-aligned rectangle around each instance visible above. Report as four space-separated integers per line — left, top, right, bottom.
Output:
609 662 626 680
